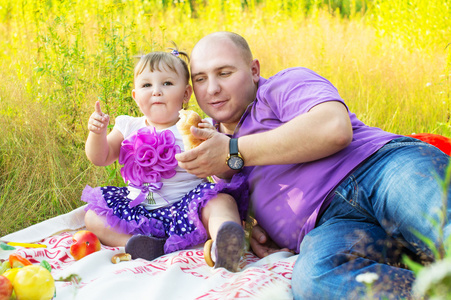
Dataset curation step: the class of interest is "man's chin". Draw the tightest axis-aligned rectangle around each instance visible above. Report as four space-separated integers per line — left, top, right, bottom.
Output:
204 108 227 121
210 113 230 123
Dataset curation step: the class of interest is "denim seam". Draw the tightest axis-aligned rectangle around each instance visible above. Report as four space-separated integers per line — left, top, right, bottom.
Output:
334 175 374 220
378 140 434 152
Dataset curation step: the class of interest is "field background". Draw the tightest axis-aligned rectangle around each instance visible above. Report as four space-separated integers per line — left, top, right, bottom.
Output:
0 0 449 236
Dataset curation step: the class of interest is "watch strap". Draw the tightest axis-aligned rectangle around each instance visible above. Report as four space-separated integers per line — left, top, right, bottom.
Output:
229 138 239 155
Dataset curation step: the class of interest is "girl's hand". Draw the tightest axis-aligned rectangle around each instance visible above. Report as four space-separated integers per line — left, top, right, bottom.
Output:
197 119 216 131
88 101 110 134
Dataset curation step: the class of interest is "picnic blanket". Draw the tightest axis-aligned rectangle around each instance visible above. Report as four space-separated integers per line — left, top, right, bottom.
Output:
0 205 296 299
3 133 448 299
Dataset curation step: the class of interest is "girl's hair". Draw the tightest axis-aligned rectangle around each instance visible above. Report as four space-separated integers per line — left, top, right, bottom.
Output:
134 44 190 84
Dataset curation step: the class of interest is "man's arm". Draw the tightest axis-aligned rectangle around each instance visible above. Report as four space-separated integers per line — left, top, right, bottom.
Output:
176 101 353 177
239 100 352 166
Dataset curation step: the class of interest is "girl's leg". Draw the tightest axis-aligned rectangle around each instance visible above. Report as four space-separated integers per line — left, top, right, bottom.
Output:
83 186 168 259
201 193 241 240
201 193 244 272
84 209 132 247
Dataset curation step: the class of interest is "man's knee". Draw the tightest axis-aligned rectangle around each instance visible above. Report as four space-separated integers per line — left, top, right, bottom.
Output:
292 256 320 299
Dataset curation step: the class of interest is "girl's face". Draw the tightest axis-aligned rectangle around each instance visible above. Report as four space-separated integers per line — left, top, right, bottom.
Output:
132 63 192 129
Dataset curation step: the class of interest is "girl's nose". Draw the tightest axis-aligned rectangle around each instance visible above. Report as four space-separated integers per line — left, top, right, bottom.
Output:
152 86 162 96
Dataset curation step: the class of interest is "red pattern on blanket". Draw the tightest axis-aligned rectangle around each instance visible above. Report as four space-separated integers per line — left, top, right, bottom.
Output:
5 232 294 299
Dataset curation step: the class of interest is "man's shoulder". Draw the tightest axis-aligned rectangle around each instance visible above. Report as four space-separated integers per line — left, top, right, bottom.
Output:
268 67 320 81
262 67 335 91
259 67 320 90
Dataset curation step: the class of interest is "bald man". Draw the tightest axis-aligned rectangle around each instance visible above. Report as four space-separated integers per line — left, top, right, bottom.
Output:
176 31 450 299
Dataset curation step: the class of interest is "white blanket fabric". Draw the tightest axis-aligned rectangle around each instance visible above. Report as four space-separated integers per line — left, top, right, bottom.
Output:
0 206 296 299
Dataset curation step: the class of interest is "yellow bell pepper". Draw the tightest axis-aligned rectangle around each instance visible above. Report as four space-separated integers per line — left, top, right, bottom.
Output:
13 265 55 300
2 267 20 283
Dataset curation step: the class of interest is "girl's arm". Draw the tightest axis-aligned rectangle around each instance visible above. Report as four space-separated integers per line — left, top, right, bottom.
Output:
85 101 124 166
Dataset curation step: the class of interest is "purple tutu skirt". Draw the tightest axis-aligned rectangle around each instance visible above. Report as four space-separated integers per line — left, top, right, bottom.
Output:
81 174 248 254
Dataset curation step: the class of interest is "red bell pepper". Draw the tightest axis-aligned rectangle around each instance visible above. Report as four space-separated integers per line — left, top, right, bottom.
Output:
9 253 32 268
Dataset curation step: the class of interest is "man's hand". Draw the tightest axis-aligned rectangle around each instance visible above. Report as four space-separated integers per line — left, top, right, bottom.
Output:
175 126 231 178
88 101 109 134
250 224 294 258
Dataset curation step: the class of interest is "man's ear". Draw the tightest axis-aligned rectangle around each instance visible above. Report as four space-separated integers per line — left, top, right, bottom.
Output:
184 85 193 103
251 59 260 83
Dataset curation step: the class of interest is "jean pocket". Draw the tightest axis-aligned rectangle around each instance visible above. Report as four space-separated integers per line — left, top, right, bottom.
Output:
333 175 374 220
334 175 358 206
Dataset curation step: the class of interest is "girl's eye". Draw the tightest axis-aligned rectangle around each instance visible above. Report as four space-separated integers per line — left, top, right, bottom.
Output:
143 83 151 88
163 81 173 86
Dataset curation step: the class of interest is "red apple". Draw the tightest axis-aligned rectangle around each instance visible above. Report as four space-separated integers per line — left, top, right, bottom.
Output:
70 230 101 260
0 275 13 300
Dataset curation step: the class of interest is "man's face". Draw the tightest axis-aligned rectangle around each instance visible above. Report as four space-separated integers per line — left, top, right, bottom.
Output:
190 37 259 132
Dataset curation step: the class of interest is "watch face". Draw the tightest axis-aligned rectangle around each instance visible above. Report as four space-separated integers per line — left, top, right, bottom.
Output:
227 156 244 170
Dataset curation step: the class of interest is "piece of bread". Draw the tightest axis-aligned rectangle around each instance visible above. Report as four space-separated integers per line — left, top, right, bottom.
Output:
176 109 203 150
111 253 132 264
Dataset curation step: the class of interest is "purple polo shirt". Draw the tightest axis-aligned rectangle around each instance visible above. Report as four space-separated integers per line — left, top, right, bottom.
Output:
232 68 401 253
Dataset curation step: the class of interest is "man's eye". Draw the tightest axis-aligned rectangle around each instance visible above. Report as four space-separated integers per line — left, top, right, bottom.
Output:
220 72 231 77
194 77 205 82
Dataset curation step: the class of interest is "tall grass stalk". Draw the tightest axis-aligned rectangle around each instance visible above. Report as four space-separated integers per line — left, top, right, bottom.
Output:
404 161 451 299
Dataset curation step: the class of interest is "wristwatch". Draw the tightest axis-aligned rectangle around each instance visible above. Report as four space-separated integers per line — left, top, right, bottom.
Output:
226 138 245 170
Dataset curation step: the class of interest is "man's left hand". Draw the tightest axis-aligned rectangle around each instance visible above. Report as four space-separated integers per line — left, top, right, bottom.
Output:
176 127 231 178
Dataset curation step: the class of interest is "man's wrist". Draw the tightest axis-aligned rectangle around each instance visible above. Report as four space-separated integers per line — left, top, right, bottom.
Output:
226 138 245 170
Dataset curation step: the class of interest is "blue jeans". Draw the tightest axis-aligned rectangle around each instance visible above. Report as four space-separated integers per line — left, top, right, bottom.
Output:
292 137 451 299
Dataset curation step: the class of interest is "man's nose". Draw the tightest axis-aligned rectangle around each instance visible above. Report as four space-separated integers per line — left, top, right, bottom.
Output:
207 79 220 95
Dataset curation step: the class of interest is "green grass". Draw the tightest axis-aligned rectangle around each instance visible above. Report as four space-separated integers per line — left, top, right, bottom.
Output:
0 0 449 240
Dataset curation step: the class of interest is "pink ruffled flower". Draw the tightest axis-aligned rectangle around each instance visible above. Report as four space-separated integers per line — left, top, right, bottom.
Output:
119 127 180 186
